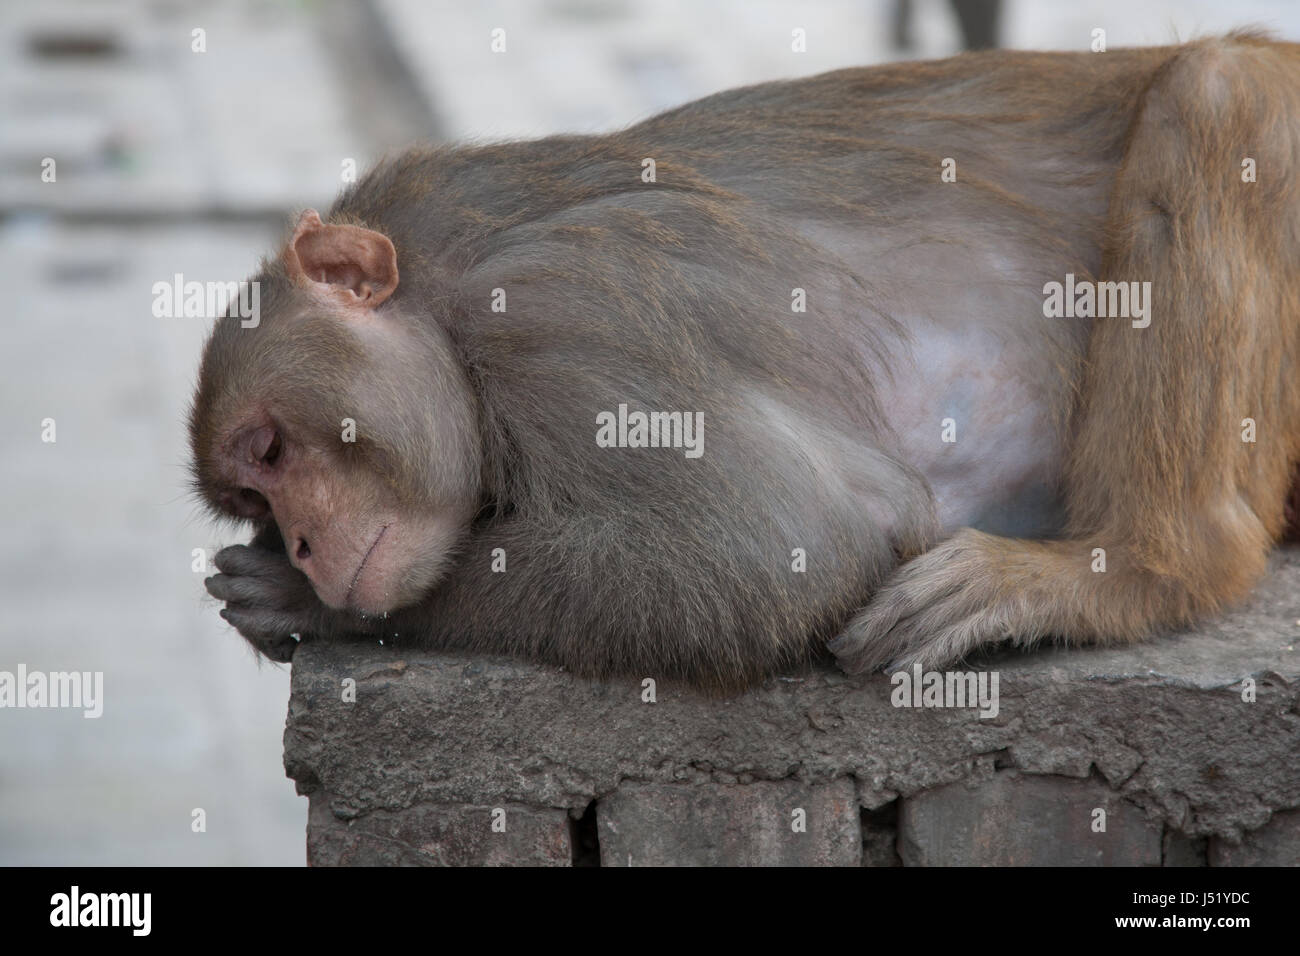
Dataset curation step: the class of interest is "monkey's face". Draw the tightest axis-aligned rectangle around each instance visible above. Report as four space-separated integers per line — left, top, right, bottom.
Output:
190 209 482 616
207 408 472 614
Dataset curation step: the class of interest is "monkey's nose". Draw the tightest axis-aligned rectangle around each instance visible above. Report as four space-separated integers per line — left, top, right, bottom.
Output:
295 538 312 561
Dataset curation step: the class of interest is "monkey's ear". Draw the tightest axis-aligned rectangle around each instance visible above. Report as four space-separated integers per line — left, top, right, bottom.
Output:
284 209 399 309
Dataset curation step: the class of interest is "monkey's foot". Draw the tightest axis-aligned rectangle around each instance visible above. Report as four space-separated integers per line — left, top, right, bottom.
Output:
829 528 1045 674
205 543 328 662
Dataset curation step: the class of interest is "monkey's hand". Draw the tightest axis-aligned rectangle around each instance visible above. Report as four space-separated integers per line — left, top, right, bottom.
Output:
829 528 1039 673
205 543 348 663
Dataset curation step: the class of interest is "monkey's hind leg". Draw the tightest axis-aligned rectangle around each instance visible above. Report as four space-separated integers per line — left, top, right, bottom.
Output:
831 37 1300 673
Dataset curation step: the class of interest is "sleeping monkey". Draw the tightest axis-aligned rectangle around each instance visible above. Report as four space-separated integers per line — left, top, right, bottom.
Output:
192 36 1300 692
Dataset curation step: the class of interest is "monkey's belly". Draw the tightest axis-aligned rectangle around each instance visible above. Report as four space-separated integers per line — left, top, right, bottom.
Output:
825 225 1092 541
878 320 1080 540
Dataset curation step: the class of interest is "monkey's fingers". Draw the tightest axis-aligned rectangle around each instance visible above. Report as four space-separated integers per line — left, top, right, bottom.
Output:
854 587 1006 673
883 604 1027 673
218 606 300 663
830 529 1022 673
213 543 287 576
830 558 966 672
205 571 286 608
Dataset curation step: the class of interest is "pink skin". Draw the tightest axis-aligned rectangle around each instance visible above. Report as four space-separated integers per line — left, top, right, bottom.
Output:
346 524 389 609
216 413 465 615
218 420 407 613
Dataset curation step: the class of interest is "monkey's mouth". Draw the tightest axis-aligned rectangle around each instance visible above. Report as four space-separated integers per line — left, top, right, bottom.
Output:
346 524 390 610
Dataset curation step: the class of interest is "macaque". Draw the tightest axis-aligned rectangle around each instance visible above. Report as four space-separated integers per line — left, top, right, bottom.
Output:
191 35 1300 692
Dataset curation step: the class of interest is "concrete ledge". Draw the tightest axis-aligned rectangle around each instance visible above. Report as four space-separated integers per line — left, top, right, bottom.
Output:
283 549 1300 866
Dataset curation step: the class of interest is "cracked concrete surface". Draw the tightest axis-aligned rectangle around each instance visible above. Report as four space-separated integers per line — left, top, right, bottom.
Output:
284 549 1300 863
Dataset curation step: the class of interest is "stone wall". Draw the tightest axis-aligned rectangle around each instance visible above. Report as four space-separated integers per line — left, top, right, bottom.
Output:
283 550 1300 866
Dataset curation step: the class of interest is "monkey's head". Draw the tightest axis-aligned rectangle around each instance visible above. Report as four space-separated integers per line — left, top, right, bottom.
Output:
189 209 482 615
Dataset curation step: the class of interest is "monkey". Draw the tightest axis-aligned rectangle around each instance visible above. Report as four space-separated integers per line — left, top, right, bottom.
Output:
192 34 1300 694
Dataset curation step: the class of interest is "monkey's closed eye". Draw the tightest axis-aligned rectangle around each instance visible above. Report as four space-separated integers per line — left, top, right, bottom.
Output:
263 433 282 467
250 427 282 467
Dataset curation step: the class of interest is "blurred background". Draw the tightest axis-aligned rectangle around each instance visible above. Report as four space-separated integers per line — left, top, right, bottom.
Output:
1 0 1297 866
